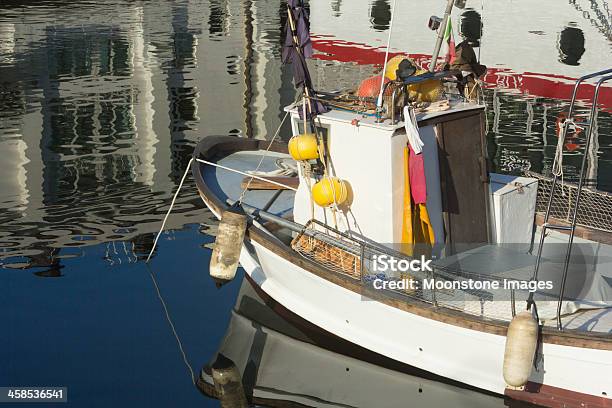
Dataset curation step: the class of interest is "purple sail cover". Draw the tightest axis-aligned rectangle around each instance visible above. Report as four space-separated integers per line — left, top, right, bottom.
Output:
282 0 329 119
282 0 313 64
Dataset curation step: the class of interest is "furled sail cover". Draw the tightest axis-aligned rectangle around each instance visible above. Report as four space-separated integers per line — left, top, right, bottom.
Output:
282 0 328 118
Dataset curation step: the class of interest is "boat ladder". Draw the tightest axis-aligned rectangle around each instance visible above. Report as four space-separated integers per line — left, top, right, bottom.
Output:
531 68 612 330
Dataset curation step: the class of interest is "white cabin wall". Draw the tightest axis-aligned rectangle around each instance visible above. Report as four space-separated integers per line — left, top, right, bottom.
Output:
292 113 407 246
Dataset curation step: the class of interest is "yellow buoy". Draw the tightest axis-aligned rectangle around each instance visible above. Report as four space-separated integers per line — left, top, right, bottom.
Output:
503 310 539 388
385 57 442 102
288 133 319 161
385 55 410 81
210 209 247 286
312 177 348 207
408 69 442 103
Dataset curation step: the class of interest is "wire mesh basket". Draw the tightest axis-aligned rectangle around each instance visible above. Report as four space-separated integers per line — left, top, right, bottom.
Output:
291 220 363 280
292 233 362 279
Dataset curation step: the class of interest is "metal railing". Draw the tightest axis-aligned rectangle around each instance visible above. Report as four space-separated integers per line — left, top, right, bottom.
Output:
530 68 612 330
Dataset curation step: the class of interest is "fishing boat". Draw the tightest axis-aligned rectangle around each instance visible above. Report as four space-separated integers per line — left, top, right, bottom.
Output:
191 0 612 406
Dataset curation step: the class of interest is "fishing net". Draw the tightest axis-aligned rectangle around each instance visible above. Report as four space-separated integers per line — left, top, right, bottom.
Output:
356 75 391 99
525 171 612 232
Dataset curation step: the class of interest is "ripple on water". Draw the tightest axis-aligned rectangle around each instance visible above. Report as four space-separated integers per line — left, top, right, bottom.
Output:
0 0 611 266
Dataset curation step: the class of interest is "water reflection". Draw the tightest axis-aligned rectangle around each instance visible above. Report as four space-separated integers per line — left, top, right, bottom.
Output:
1 0 611 270
460 9 482 46
331 0 342 17
369 0 391 31
209 0 229 38
484 90 611 191
568 0 612 42
0 0 292 268
199 278 510 407
558 25 586 66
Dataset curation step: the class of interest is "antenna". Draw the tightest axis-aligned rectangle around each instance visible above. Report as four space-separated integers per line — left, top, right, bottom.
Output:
376 0 398 110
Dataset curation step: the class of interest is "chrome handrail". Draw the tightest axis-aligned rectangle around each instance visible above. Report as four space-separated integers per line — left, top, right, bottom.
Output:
529 68 612 330
554 74 612 330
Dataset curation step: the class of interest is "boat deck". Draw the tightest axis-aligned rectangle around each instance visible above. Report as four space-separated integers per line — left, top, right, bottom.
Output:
201 149 295 217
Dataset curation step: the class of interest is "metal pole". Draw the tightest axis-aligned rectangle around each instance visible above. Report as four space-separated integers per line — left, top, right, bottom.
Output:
428 0 455 72
227 200 362 255
376 0 398 109
286 2 318 134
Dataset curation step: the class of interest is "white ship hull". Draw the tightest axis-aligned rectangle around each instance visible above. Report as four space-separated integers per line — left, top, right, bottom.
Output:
237 235 611 404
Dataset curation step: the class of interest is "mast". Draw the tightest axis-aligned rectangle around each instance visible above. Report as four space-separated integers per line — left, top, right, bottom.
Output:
243 0 255 138
428 0 455 72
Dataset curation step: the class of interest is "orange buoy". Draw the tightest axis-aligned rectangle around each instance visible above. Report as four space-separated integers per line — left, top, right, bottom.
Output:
357 75 391 98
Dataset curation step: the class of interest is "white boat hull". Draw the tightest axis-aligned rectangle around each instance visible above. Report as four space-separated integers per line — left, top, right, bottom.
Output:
237 237 611 404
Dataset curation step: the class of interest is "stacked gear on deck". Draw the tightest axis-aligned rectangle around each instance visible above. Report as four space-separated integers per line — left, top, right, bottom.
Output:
354 55 445 116
385 56 444 103
445 40 487 100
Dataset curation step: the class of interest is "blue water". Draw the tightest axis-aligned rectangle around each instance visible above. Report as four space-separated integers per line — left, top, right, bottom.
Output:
1 225 240 407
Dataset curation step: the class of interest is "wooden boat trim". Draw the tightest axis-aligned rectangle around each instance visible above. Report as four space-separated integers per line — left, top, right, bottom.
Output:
504 381 611 408
535 213 612 245
192 135 612 350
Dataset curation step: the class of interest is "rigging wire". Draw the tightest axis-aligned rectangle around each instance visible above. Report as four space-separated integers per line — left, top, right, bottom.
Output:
376 0 398 109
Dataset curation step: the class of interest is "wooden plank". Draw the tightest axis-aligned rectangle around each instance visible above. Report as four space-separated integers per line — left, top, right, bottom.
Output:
504 381 610 408
535 213 612 245
241 176 299 191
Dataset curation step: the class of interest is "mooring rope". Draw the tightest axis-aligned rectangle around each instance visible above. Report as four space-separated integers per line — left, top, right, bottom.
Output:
146 157 194 263
146 110 294 264
146 264 196 385
196 158 298 191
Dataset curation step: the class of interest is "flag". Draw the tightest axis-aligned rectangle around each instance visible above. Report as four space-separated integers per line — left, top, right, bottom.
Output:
443 18 456 64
